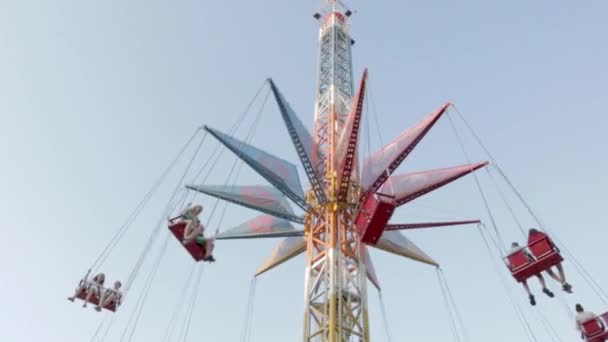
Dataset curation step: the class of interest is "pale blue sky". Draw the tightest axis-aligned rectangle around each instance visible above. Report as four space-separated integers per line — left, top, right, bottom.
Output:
1 0 607 341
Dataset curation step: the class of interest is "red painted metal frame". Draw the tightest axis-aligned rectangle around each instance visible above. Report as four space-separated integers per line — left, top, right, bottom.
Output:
582 312 608 342
385 220 481 231
505 236 563 283
355 192 396 245
169 221 206 262
337 69 367 202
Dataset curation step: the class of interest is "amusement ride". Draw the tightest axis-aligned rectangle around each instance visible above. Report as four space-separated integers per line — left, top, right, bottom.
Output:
67 1 608 341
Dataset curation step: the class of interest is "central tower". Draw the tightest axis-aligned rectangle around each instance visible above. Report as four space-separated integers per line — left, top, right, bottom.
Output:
200 1 488 341
305 1 366 341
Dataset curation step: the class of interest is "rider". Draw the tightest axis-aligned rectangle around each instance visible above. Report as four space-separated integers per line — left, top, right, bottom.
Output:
68 272 105 308
173 204 215 262
95 280 122 312
575 303 598 339
508 242 554 306
528 228 572 293
177 204 204 245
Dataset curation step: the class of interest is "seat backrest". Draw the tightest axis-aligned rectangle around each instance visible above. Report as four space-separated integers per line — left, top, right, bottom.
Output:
507 250 531 271
582 318 604 337
529 237 556 259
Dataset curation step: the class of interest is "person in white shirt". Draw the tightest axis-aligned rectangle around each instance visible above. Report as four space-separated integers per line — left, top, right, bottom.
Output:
95 280 122 312
507 242 554 306
575 304 599 339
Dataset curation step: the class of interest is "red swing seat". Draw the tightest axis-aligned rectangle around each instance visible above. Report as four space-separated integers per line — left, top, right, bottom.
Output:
168 221 207 262
505 236 563 282
582 313 608 342
74 282 118 312
355 192 396 245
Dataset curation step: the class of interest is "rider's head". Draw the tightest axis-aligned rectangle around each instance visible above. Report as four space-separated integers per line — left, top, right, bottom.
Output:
192 205 203 215
529 228 540 234
114 281 122 289
511 242 520 248
575 304 584 313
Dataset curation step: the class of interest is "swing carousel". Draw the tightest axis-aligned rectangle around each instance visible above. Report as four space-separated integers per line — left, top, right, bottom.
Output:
68 1 608 341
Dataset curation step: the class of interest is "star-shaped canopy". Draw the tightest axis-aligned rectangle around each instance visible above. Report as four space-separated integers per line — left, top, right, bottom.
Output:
189 77 488 289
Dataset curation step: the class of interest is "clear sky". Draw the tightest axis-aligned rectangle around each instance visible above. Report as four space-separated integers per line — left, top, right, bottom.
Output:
1 0 607 341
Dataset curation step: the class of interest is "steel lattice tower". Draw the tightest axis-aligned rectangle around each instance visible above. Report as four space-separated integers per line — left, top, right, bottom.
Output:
305 1 366 341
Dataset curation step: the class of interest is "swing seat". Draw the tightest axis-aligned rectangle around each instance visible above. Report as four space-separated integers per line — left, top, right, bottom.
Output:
583 313 608 342
168 221 207 262
355 192 396 245
73 284 118 312
506 236 563 282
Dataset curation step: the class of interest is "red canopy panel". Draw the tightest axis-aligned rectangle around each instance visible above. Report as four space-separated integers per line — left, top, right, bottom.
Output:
381 162 488 207
361 103 450 193
216 214 301 240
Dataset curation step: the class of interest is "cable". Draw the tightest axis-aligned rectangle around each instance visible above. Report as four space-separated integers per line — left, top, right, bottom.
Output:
120 234 171 342
446 111 507 252
90 127 204 272
532 308 562 342
88 313 110 342
186 80 269 197
485 167 526 237
180 266 205 342
96 314 116 342
377 292 393 342
241 277 258 342
437 269 471 342
123 131 208 294
436 269 461 342
162 263 198 342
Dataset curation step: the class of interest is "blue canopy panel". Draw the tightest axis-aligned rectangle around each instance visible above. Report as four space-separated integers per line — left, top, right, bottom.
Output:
268 79 327 204
380 161 489 207
204 126 308 211
361 103 450 194
255 236 306 276
216 214 303 240
370 231 438 267
186 185 304 223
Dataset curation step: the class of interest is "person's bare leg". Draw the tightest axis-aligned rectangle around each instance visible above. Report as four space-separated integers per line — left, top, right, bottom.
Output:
556 264 567 283
96 292 116 311
522 281 536 305
545 268 564 283
522 281 532 296
83 287 97 307
204 240 215 259
537 274 554 297
184 224 203 243
68 284 84 302
183 220 194 243
555 263 572 292
95 291 106 311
